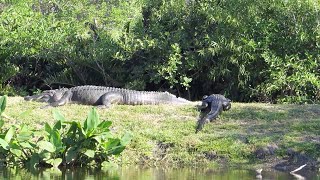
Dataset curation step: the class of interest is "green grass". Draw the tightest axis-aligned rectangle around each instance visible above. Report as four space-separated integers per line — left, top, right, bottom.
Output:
3 97 320 167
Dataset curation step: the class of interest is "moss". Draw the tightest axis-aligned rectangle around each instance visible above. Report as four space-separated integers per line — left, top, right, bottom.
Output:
4 97 320 167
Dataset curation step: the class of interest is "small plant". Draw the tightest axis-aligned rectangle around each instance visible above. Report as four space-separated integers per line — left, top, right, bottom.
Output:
0 95 6 117
0 95 132 168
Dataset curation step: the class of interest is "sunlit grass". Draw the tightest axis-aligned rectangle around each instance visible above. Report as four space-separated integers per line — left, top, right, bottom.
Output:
3 97 320 167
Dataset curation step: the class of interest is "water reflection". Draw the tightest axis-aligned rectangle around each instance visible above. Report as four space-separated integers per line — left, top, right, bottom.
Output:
0 166 319 180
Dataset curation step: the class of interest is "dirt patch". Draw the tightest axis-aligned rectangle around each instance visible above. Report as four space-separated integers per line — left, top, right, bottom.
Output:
254 144 279 159
153 141 174 161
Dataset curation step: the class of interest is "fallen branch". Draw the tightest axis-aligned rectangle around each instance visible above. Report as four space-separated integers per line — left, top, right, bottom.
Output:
290 164 307 173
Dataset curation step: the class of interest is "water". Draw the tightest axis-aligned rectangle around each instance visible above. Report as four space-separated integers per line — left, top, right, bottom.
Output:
0 166 319 180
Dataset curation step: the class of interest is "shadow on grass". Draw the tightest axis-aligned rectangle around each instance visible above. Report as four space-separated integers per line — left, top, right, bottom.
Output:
197 103 320 167
225 103 320 121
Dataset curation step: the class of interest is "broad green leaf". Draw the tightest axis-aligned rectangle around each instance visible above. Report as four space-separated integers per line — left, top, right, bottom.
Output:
84 149 95 158
48 158 62 168
52 109 65 122
20 124 31 132
103 138 120 150
109 146 125 155
38 141 56 153
84 108 99 136
9 141 20 149
66 121 78 135
65 147 78 164
50 130 62 149
20 142 33 149
53 120 62 131
4 127 15 143
17 131 33 142
39 151 51 161
101 132 113 139
67 121 86 138
17 125 33 142
10 148 22 157
120 132 132 146
0 119 4 129
93 136 102 144
0 96 7 114
0 138 9 150
97 121 112 129
45 123 52 134
103 139 126 155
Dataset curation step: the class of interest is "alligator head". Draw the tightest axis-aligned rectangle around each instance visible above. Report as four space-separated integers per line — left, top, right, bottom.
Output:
199 94 231 111
24 88 69 103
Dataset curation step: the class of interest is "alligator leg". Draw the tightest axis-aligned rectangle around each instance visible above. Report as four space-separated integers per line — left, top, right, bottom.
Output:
37 95 51 102
197 100 209 110
196 107 210 133
41 90 73 109
222 97 231 111
196 101 223 133
206 101 223 122
98 91 124 108
24 94 50 102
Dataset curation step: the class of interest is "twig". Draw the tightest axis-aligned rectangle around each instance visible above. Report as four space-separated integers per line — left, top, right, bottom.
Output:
290 164 307 173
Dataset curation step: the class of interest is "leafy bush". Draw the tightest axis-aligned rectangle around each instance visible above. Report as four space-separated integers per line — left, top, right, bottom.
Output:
0 96 131 168
0 0 319 103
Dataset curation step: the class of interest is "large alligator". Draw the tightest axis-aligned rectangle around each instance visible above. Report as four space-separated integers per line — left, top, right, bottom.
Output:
196 94 231 133
24 85 191 108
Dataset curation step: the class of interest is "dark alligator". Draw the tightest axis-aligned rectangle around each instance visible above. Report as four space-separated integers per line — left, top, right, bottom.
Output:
24 85 191 108
196 94 231 133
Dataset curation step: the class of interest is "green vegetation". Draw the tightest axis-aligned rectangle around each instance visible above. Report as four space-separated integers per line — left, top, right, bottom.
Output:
3 97 320 167
0 0 319 103
0 96 131 168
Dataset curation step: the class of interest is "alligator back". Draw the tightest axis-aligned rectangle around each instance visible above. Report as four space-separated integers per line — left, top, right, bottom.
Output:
25 85 191 107
70 86 116 105
70 86 191 105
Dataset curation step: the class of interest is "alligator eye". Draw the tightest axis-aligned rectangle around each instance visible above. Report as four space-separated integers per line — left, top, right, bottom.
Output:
223 103 231 111
202 95 208 100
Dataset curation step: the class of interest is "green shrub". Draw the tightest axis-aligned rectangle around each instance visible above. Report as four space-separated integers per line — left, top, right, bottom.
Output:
0 96 131 168
0 0 319 103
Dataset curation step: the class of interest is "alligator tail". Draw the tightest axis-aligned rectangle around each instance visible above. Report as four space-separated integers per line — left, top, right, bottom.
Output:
196 117 209 133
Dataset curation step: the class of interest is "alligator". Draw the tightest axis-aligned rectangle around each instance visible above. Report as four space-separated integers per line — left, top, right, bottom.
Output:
24 85 192 108
196 94 231 133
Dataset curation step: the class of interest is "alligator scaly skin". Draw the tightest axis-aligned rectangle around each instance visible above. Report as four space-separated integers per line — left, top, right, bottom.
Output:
24 85 191 108
196 94 231 133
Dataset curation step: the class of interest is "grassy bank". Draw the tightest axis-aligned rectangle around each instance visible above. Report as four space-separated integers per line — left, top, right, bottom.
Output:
3 97 320 168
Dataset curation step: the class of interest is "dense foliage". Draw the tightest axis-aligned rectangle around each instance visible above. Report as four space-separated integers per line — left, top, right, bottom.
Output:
0 0 319 103
0 96 131 168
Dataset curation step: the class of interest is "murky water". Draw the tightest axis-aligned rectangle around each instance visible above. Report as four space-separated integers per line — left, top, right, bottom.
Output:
0 166 319 180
